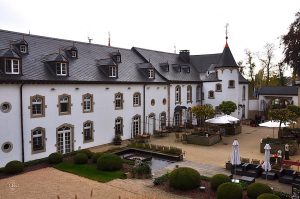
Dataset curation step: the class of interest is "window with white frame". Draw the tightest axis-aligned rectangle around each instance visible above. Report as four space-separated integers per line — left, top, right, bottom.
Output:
71 50 77 58
83 121 93 142
115 93 123 109
133 115 141 137
187 85 192 103
30 95 45 117
148 69 154 79
109 66 117 77
82 94 93 113
175 85 181 104
32 128 45 153
20 45 27 53
56 62 67 76
5 59 20 74
115 117 123 135
58 94 71 115
133 92 141 106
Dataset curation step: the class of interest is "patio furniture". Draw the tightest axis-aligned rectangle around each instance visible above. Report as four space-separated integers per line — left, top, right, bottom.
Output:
175 133 181 142
293 173 300 184
243 163 262 178
241 157 250 163
261 171 277 180
231 163 245 176
251 159 260 164
239 176 255 184
278 169 296 184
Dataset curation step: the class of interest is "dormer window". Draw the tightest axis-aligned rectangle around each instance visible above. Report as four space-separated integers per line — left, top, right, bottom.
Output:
109 66 117 77
111 51 121 63
172 64 181 72
148 69 155 79
182 66 190 73
71 50 77 58
5 59 20 74
56 62 67 76
20 45 27 53
160 63 169 72
115 55 121 63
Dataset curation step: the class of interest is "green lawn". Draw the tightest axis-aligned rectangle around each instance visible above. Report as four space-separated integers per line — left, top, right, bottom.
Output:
53 162 126 183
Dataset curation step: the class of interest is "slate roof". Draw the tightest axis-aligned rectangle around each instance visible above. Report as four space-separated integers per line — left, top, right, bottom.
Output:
132 47 200 82
202 72 220 82
0 48 21 58
0 29 166 84
258 86 298 96
190 53 221 73
238 73 249 84
216 44 238 68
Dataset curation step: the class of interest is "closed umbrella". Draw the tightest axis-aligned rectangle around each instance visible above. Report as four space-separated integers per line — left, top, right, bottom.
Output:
262 144 272 180
230 139 241 181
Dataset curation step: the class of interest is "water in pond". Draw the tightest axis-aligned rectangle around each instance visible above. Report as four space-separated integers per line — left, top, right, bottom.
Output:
120 153 175 172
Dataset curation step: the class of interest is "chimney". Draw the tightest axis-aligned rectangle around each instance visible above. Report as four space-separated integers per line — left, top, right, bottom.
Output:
179 50 190 63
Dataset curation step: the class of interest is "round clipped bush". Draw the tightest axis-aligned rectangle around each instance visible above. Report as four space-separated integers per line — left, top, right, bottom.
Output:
247 183 273 199
48 152 63 164
92 152 104 163
211 174 231 191
217 182 243 199
4 160 24 174
74 153 88 164
257 193 280 199
97 153 122 171
77 149 94 159
169 167 201 190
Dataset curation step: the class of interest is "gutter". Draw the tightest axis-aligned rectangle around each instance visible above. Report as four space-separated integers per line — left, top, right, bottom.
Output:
143 84 146 133
20 83 24 163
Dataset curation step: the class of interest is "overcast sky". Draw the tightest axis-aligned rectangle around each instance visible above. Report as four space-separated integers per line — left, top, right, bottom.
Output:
0 0 299 75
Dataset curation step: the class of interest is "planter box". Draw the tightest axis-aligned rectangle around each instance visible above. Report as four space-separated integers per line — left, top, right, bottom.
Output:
186 134 220 146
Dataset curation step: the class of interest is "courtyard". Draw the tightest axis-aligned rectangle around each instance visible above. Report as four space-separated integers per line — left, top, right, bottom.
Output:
0 125 298 198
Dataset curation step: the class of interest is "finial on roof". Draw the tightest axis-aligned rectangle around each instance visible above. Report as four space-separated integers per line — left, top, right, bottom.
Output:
174 45 176 53
225 23 229 48
108 32 111 47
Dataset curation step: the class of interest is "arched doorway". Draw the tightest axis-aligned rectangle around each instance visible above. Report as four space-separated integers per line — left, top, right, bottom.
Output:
56 124 74 154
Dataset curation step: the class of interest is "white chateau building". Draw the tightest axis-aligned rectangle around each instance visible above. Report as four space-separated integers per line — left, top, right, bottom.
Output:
0 29 249 167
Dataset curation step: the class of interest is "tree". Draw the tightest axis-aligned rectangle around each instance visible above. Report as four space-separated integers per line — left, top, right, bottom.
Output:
219 101 237 115
245 49 256 82
191 104 215 126
277 63 286 86
282 11 300 77
237 61 245 76
259 43 275 86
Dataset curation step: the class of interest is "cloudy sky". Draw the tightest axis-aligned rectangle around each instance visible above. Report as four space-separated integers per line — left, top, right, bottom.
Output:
0 0 299 74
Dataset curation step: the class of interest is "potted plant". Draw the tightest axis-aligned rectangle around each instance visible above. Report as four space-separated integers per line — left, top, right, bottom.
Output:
113 134 122 145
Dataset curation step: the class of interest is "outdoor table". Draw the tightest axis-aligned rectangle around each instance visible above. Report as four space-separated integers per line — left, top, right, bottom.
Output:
239 176 255 184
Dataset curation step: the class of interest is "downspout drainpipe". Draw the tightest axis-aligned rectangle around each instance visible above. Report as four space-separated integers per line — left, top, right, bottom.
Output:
20 83 25 163
143 84 146 133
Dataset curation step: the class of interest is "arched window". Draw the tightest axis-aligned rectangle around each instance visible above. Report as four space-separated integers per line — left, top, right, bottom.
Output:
160 112 167 130
31 127 46 153
115 92 123 109
83 121 93 142
133 92 141 107
132 115 141 137
115 117 123 135
175 85 181 104
58 94 71 115
82 93 93 113
30 95 46 118
57 124 74 154
187 85 192 103
208 90 214 99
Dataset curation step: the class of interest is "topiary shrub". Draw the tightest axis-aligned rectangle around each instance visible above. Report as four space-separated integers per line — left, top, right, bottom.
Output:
73 153 88 164
211 174 231 191
169 167 201 190
4 160 24 174
48 152 63 164
153 172 170 185
217 182 243 199
274 191 292 199
92 152 104 163
131 163 152 179
247 183 273 199
257 193 280 199
97 153 122 171
77 149 94 159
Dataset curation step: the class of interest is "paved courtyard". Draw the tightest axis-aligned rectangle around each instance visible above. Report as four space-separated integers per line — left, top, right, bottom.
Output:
0 125 297 198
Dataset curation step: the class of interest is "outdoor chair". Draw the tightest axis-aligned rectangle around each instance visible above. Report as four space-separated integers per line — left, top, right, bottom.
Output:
243 163 262 178
279 169 296 184
261 170 277 180
293 173 300 184
231 163 245 176
251 159 260 165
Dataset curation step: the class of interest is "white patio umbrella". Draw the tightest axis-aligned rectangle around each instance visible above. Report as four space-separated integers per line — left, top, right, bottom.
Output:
261 144 272 180
220 115 240 122
259 120 290 138
230 139 241 181
205 117 231 124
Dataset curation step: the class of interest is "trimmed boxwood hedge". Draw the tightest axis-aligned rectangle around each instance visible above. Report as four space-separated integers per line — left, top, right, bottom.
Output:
77 149 94 159
48 152 63 164
211 174 231 191
217 182 243 199
97 153 122 171
92 152 104 163
257 193 280 199
74 153 88 164
169 167 201 190
247 183 273 199
4 160 24 174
